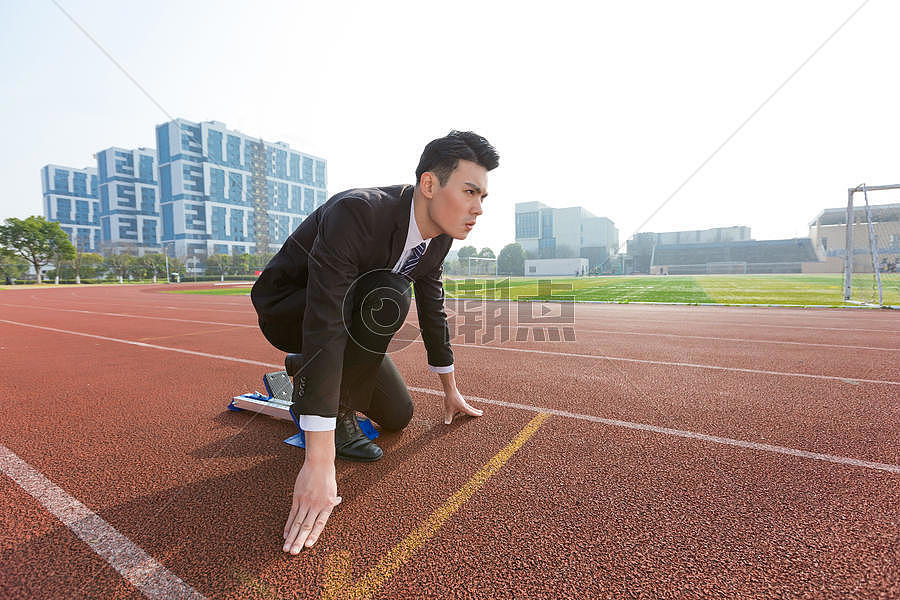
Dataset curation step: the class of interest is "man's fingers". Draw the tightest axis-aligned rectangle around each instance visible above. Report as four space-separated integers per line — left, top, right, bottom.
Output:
283 502 299 539
288 510 319 554
461 400 483 417
303 504 336 548
283 506 309 553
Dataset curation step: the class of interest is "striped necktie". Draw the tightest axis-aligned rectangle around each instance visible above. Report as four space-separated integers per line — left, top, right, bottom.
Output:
400 242 426 276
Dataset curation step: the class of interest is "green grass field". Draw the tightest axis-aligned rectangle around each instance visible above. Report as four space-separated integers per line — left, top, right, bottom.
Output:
165 273 900 306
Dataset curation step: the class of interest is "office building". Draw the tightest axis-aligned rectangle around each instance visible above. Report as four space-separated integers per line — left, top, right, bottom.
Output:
95 146 160 255
41 164 101 253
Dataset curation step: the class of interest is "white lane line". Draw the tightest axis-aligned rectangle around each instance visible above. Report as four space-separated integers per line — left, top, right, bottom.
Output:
4 318 897 387
6 297 894 360
567 327 899 352
570 314 899 334
0 320 278 369
408 388 900 474
2 319 895 473
0 444 206 600
0 303 257 329
395 339 900 387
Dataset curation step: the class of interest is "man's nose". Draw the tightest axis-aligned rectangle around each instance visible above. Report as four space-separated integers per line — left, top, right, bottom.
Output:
472 199 483 216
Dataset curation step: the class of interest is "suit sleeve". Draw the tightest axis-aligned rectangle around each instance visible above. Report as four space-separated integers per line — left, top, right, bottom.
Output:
294 198 374 418
413 260 454 370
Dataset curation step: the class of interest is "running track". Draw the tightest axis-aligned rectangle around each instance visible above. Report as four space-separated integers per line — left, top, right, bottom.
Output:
0 283 897 599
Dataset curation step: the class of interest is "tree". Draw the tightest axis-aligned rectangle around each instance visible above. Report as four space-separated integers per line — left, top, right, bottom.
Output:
68 251 104 284
136 253 167 283
457 245 478 260
478 247 495 259
105 252 136 283
232 253 251 277
0 248 29 282
497 243 526 276
0 216 74 284
50 235 76 284
206 254 229 282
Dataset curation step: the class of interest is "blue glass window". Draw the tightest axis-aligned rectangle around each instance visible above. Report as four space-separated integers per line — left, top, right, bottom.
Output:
54 169 70 193
210 168 225 202
303 188 315 213
159 165 171 202
228 172 243 203
139 155 155 182
207 130 223 163
141 187 156 213
162 204 174 239
211 206 226 239
119 217 138 240
115 151 134 176
156 123 171 163
56 198 72 223
302 157 313 183
290 153 301 181
515 212 539 238
230 209 244 240
117 184 136 209
142 220 157 244
73 172 87 197
75 200 89 224
226 135 241 167
315 160 326 186
183 164 203 192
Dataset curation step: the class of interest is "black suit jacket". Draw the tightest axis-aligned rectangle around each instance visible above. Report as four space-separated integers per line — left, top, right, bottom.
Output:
251 184 454 418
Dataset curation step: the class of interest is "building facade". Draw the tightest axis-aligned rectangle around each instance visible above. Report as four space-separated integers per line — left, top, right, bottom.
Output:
41 164 101 252
96 147 160 255
809 204 900 273
626 226 752 273
155 118 327 259
514 201 618 268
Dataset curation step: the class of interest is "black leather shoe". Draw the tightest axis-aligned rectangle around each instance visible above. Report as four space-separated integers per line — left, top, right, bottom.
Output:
334 409 383 462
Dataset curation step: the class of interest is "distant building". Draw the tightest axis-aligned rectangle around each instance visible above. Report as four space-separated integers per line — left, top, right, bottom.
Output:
514 201 618 269
626 226 751 274
95 147 160 256
524 258 589 277
809 204 900 273
155 118 327 259
41 164 101 252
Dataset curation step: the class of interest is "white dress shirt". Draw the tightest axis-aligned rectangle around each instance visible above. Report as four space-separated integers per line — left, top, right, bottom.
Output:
299 195 454 432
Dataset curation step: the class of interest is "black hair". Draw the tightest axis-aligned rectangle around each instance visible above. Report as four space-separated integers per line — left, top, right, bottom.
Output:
415 130 499 187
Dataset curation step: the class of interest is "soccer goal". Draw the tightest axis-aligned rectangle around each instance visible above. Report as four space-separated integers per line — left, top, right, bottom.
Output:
464 256 498 277
842 183 900 307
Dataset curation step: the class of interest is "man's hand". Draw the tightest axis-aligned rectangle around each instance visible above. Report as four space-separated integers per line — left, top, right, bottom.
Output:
282 431 341 554
442 387 484 425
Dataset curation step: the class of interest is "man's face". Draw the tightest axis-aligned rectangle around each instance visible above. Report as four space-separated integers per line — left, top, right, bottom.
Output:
426 159 488 240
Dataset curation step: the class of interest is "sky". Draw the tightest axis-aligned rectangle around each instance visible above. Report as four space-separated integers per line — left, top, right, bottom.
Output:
2 0 899 255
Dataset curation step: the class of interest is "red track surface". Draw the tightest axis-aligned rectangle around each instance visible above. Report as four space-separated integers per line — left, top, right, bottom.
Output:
1 283 897 599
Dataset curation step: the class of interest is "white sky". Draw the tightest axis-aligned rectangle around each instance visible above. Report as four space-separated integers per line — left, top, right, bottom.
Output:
2 0 899 254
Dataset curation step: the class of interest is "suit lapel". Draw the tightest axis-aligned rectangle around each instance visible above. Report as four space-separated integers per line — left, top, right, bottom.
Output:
388 185 413 267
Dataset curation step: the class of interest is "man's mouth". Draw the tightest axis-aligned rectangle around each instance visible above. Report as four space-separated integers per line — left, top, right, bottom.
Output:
464 221 476 231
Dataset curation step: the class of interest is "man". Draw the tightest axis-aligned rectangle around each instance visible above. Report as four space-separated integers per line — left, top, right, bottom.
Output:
250 130 500 554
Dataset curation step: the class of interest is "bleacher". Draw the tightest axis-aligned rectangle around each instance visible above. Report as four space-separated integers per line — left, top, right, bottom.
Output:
653 238 820 274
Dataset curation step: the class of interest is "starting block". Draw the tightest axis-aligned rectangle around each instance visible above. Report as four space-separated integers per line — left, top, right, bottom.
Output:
228 371 379 448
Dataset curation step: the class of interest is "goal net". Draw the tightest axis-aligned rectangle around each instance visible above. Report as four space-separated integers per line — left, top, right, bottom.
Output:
464 256 498 277
843 185 900 307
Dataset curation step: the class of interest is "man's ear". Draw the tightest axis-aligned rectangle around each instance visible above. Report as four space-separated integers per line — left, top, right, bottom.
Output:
420 171 437 199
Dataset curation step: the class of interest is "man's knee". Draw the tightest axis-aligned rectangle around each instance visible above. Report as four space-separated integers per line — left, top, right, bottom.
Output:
375 395 413 432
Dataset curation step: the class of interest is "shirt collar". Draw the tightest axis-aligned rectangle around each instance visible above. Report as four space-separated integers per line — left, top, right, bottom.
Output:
404 193 429 252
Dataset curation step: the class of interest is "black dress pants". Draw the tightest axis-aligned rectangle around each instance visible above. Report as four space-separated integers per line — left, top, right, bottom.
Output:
257 269 415 432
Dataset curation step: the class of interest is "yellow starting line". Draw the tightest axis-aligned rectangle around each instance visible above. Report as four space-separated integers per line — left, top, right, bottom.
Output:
323 412 552 600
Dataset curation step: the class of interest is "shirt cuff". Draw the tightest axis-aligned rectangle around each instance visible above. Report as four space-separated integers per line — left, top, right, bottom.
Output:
298 415 337 431
428 364 455 374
